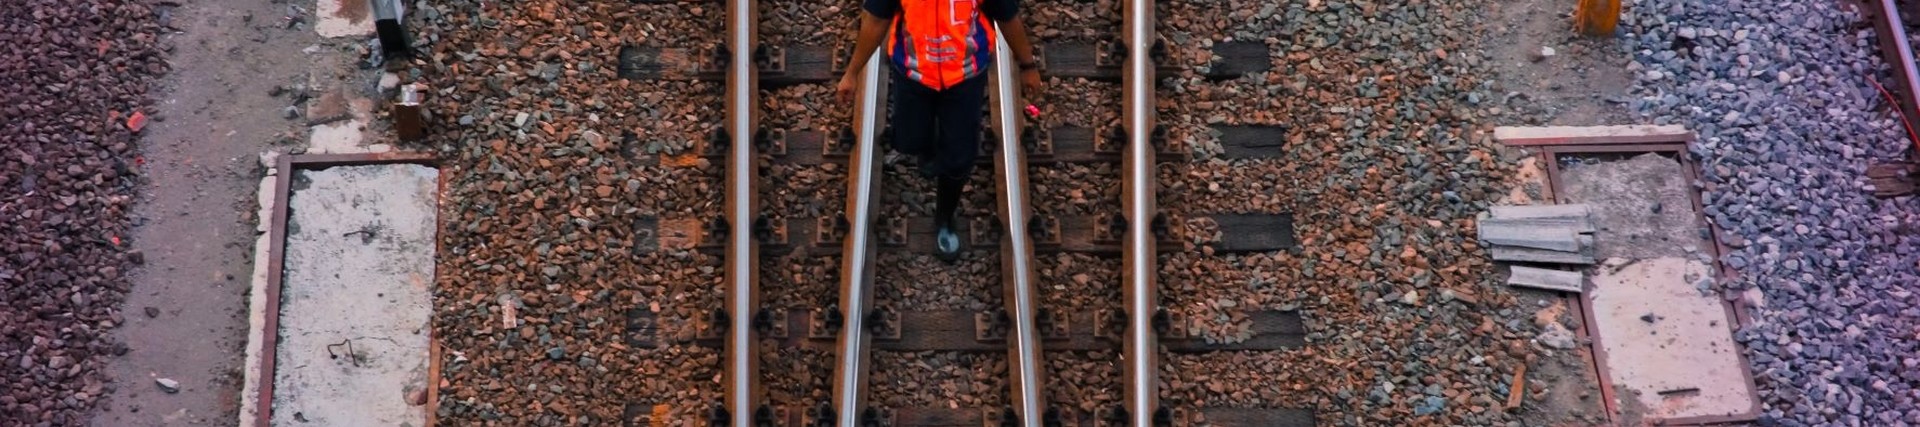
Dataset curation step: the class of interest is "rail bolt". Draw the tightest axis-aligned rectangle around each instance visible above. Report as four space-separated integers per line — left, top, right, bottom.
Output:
998 407 1020 427
710 308 732 335
754 405 777 427
711 44 732 69
752 308 775 334
709 216 732 241
1042 407 1064 427
1150 308 1171 336
808 403 835 427
1151 407 1172 427
710 127 733 154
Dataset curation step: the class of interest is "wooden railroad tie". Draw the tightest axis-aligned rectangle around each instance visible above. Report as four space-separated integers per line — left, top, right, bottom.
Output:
615 41 1275 84
627 212 1298 256
656 309 1307 353
620 404 1316 427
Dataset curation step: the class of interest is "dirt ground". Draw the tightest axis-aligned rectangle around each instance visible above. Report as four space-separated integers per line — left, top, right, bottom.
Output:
92 0 356 424
1484 0 1635 127
1477 0 1648 424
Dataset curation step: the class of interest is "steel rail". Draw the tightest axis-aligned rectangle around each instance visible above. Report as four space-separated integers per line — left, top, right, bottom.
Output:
1871 0 1920 154
722 0 762 422
830 52 888 427
1120 0 1159 423
986 30 1047 427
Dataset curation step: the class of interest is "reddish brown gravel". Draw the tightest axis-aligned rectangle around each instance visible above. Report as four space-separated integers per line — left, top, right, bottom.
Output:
0 1 169 425
406 0 1557 424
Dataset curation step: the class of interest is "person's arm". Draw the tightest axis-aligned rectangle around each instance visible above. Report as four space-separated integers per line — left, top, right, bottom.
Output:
985 0 1041 96
996 18 1042 95
836 11 890 103
997 19 1037 70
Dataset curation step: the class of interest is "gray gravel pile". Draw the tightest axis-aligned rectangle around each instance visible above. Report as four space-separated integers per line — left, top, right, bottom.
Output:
1621 0 1920 424
0 1 166 425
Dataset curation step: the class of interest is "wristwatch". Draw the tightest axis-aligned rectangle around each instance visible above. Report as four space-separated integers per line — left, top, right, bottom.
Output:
1018 59 1039 71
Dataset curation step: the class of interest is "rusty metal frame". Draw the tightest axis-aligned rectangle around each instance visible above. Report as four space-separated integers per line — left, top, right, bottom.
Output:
253 151 442 427
1532 142 1759 426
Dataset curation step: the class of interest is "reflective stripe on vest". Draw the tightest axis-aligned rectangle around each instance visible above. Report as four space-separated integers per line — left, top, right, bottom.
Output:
886 0 996 91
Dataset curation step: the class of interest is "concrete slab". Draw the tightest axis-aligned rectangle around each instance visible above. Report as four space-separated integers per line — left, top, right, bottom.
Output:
1557 153 1699 260
269 164 438 426
315 0 375 38
1589 257 1752 420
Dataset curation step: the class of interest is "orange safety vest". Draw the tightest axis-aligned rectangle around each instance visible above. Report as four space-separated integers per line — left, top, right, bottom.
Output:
886 0 997 91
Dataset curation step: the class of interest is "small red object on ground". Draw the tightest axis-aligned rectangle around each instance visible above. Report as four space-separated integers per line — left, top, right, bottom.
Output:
126 111 147 132
1024 104 1041 119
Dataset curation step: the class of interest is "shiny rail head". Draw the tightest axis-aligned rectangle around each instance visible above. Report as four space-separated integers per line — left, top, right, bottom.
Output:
829 51 889 427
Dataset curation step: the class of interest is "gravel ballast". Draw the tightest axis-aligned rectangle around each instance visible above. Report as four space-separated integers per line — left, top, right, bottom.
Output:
1622 0 1920 424
408 0 1572 423
0 1 166 425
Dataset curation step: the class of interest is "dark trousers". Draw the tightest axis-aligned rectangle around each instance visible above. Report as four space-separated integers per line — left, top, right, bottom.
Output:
888 67 986 180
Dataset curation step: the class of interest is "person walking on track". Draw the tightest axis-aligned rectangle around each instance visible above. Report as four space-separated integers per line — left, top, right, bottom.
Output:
837 0 1043 261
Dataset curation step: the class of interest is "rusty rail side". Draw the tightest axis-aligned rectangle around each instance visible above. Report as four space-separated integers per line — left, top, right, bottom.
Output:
1120 0 1160 424
987 30 1048 427
720 0 764 422
1871 0 1920 155
829 52 889 427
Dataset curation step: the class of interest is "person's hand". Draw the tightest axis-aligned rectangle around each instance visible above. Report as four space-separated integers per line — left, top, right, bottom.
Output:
1020 68 1042 97
836 73 858 104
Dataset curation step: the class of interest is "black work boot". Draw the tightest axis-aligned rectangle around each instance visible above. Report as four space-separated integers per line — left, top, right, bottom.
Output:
934 174 965 262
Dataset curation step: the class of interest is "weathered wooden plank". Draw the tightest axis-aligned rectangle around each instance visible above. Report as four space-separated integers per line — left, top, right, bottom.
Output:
1037 42 1106 79
891 408 983 427
615 45 831 84
1492 125 1694 146
624 308 661 348
1488 204 1593 220
1200 41 1273 80
1213 125 1288 159
1868 162 1916 197
1506 266 1585 293
760 45 836 87
692 310 1306 352
615 46 711 80
1505 364 1529 410
1209 213 1298 252
1193 407 1317 427
887 407 1316 427
1479 216 1595 234
1036 41 1258 81
1479 224 1583 252
1490 236 1596 264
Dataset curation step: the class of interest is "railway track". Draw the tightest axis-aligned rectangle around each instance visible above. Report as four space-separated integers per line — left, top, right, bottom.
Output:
717 0 763 424
1117 0 1159 425
622 0 1315 425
